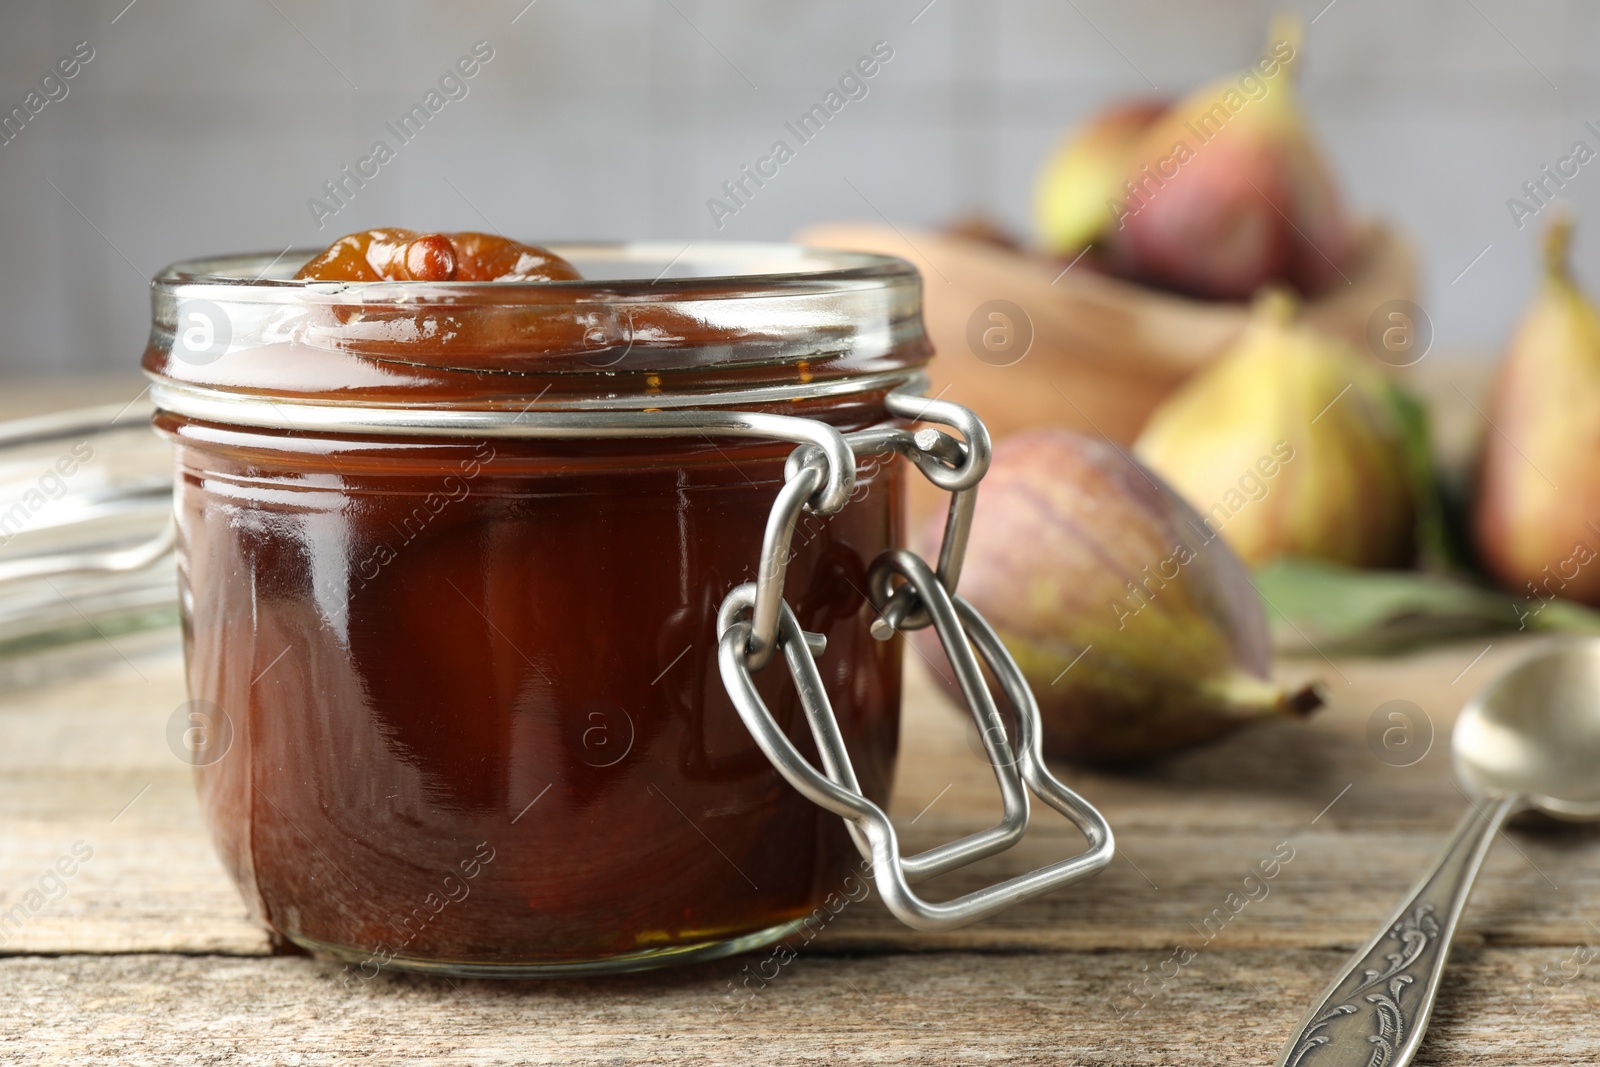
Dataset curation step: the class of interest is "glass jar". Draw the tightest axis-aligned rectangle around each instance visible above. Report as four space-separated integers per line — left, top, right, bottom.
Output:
141 242 1113 978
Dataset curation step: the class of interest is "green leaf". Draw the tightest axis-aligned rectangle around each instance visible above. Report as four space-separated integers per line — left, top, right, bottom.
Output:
1380 379 1465 571
1252 557 1600 656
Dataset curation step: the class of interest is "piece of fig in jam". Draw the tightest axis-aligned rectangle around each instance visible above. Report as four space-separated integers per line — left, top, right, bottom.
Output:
295 229 581 283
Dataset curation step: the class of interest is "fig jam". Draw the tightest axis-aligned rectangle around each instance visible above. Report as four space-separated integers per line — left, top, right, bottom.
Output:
143 241 930 974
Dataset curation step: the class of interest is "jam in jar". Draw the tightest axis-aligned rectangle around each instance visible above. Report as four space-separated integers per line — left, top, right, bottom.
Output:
142 240 932 975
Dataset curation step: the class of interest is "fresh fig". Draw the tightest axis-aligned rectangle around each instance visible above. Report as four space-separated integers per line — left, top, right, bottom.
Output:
1477 217 1600 606
1101 15 1352 300
916 428 1322 764
1134 290 1416 568
1032 99 1167 256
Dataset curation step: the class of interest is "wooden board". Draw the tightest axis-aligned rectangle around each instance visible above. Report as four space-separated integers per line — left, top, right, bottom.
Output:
3 631 1599 1065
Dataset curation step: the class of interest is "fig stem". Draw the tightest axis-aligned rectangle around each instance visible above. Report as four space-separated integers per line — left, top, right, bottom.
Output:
1268 12 1304 81
1207 672 1326 721
1545 214 1575 282
1283 681 1327 717
1254 287 1300 327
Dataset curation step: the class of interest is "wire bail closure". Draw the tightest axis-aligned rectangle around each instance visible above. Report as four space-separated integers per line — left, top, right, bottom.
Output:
716 388 1113 931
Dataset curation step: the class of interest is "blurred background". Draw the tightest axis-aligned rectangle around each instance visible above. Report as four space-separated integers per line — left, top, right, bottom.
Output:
0 0 1594 376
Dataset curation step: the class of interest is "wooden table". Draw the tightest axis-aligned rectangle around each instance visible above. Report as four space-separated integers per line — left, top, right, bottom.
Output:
3 370 1594 1064
3 629 1596 1065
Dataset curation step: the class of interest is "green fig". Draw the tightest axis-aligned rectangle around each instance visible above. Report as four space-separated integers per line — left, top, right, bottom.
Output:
1134 291 1416 568
1032 98 1167 255
916 428 1321 764
1102 14 1352 300
1477 217 1600 606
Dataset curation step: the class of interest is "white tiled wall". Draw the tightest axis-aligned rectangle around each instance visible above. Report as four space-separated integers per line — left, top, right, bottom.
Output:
0 0 1593 374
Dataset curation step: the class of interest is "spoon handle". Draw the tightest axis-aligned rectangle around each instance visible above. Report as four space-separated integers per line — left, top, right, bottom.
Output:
1275 794 1517 1067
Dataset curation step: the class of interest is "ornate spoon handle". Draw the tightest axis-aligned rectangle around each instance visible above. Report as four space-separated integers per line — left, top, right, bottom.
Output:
1275 795 1518 1067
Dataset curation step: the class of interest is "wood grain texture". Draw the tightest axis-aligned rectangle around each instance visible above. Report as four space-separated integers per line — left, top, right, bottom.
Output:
0 636 267 957
1 612 1596 1063
2 947 1596 1066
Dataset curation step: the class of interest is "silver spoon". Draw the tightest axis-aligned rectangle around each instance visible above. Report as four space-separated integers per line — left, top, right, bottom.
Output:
1276 638 1600 1067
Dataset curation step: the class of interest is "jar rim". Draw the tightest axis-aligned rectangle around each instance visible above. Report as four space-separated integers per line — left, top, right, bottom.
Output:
142 241 932 408
153 241 919 297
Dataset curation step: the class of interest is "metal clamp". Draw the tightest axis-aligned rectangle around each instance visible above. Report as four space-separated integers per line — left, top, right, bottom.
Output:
716 392 1113 930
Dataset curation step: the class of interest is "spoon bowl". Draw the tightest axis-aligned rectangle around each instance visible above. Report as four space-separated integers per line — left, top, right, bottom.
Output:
1455 639 1600 819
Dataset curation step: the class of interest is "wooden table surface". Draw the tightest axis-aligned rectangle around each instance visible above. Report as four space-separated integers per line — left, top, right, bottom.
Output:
2 629 1596 1065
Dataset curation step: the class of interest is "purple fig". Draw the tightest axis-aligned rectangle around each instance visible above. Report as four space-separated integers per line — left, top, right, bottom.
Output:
1134 290 1417 568
916 428 1321 763
1101 15 1353 300
1477 217 1600 606
1033 98 1168 255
